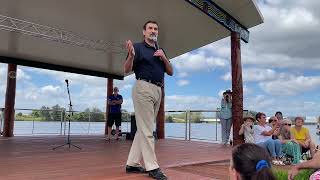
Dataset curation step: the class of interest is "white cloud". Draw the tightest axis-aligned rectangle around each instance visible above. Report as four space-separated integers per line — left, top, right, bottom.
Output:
166 95 220 111
40 85 61 96
244 95 275 113
222 68 278 82
122 98 134 112
218 90 225 97
242 1 320 69
0 66 31 82
245 94 320 117
281 8 318 28
221 72 231 81
0 66 6 97
260 76 320 96
177 72 188 78
177 80 190 87
172 51 228 73
17 69 31 81
114 74 135 92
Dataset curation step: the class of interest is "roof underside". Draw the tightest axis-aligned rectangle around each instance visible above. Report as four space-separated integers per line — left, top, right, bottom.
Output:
0 0 263 79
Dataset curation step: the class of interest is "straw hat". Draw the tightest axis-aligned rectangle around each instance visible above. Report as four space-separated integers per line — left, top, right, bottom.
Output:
243 115 255 122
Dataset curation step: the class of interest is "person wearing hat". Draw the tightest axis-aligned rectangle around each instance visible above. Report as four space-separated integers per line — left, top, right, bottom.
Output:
239 115 255 143
219 89 233 145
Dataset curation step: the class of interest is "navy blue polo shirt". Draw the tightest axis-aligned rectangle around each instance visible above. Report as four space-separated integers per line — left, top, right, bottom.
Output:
132 41 166 82
108 94 122 113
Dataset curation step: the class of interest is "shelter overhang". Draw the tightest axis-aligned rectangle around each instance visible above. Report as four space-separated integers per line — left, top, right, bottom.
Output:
0 0 263 79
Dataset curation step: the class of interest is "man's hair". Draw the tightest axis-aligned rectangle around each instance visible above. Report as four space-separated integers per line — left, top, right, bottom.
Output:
275 111 282 116
256 112 266 121
143 20 159 30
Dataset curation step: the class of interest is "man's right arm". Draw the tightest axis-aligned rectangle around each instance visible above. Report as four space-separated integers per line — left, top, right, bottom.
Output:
261 126 276 136
124 40 135 73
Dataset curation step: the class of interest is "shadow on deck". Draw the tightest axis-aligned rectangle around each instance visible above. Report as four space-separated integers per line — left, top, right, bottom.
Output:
0 136 232 180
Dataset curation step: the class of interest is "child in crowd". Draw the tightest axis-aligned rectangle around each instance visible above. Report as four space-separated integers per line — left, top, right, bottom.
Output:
239 115 255 143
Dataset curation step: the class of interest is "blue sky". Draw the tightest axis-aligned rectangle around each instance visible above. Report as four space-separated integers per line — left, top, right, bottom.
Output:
1 0 320 118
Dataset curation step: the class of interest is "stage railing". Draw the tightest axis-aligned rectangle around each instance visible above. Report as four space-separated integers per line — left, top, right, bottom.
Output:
0 108 4 134
1 107 249 143
165 110 221 142
4 108 131 136
164 109 249 143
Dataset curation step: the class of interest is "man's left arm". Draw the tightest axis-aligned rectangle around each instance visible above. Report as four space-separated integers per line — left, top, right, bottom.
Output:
154 49 173 76
118 96 123 105
115 95 123 105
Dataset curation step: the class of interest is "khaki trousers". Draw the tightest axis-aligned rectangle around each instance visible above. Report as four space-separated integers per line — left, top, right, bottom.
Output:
126 80 162 171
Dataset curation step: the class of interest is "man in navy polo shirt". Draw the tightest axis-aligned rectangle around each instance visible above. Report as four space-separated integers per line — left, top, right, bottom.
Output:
106 87 123 141
124 20 173 180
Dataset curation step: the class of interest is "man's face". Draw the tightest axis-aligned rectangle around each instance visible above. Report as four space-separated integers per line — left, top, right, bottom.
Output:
270 117 279 126
143 23 158 41
259 115 267 123
113 88 119 94
276 114 282 120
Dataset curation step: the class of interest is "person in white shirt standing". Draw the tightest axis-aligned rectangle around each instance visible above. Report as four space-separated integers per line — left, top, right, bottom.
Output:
254 112 284 165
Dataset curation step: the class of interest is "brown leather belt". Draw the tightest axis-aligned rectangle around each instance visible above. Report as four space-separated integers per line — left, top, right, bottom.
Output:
138 78 163 88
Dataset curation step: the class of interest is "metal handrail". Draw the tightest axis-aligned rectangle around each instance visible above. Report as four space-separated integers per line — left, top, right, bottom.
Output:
164 109 249 142
1 107 246 143
0 108 4 134
164 110 221 142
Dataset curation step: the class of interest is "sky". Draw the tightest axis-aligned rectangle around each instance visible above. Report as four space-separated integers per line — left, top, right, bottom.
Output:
1 0 320 118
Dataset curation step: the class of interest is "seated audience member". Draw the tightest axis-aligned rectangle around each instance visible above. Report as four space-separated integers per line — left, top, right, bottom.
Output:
268 116 280 140
275 111 283 123
278 118 301 164
288 151 320 180
230 143 276 180
291 116 316 158
239 115 255 143
254 112 284 165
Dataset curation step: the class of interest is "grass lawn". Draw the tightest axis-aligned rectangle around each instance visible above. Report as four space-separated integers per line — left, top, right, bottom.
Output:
273 165 314 180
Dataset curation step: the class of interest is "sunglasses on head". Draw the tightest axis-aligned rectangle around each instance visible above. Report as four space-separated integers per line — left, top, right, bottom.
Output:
284 123 291 126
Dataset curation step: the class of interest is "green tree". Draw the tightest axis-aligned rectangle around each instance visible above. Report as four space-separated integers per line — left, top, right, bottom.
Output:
51 104 64 121
121 109 131 122
40 106 51 121
17 112 23 116
91 107 105 122
247 110 257 118
189 112 203 123
75 108 90 122
31 110 40 118
166 115 173 123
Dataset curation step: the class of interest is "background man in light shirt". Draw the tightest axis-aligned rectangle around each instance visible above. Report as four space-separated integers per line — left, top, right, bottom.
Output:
254 112 284 165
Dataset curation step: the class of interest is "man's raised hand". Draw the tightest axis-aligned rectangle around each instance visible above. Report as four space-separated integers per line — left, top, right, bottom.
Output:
126 40 135 58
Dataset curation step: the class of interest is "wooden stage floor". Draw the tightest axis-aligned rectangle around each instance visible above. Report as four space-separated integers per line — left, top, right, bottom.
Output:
0 136 232 180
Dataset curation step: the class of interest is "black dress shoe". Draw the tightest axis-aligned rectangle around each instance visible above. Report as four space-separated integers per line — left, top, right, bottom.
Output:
148 168 167 180
126 165 147 173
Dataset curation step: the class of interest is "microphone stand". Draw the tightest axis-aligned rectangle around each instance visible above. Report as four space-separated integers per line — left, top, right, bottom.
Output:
53 80 81 150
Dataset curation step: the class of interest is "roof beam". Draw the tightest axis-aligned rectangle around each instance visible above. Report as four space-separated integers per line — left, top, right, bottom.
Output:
186 0 250 43
0 14 126 53
0 56 124 80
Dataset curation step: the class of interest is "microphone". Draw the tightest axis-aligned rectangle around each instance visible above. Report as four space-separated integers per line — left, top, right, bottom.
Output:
151 35 159 50
65 79 69 85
